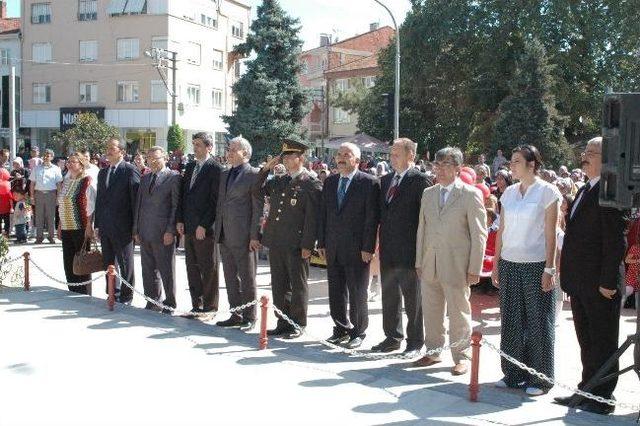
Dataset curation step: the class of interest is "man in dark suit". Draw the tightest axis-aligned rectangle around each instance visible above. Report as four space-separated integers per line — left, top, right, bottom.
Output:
259 138 322 339
555 137 626 415
133 146 181 312
95 137 140 304
214 136 264 331
176 132 223 316
372 138 431 356
318 142 380 349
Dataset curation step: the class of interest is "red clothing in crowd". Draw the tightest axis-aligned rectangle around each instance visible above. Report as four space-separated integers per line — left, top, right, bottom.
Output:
481 228 497 277
0 168 13 214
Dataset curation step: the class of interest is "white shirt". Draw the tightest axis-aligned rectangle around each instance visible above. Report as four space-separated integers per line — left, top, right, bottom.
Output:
500 177 562 263
33 163 63 191
439 180 457 205
392 167 410 185
570 176 600 219
338 168 358 193
65 164 99 190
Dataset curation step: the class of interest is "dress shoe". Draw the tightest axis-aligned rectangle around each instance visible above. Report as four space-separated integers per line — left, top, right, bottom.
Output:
412 355 442 367
525 386 546 396
579 400 615 415
118 296 133 305
282 328 304 339
216 316 244 328
451 362 469 376
161 308 173 315
267 326 290 336
371 338 401 353
48 238 56 244
34 239 43 244
344 336 363 349
239 320 256 332
326 331 350 345
553 394 579 406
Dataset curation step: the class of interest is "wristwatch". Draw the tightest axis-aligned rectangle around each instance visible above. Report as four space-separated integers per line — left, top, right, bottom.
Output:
544 267 556 276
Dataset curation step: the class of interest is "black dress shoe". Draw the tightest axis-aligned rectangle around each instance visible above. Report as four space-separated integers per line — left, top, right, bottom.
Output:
267 326 290 336
371 338 401 353
404 344 423 353
554 395 579 406
579 400 615 415
239 320 256 332
326 331 350 344
216 316 243 327
282 328 304 339
345 336 364 349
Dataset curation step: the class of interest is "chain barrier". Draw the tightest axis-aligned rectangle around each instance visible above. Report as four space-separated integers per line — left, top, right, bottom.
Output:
271 304 467 361
29 259 105 287
481 338 640 411
114 271 259 317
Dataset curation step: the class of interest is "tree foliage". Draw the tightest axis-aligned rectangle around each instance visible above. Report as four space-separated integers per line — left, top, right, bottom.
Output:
167 124 185 153
357 0 640 167
330 78 371 115
223 0 310 160
52 113 120 154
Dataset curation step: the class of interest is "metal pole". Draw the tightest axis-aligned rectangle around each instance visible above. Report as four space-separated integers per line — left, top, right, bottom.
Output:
9 65 16 161
373 0 400 140
171 51 177 126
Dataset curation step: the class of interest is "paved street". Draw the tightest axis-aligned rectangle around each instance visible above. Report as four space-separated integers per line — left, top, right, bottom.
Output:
1 243 638 425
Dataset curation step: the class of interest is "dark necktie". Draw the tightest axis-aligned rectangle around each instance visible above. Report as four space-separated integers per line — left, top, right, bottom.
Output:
106 166 115 188
190 162 201 189
337 176 349 208
227 166 240 189
570 181 591 219
386 174 401 203
149 173 157 194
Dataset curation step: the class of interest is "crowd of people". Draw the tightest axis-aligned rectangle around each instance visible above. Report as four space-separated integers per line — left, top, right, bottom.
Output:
0 133 636 416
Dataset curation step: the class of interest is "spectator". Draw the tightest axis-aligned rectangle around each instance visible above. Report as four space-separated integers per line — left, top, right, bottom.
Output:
10 157 29 192
318 169 328 184
493 169 512 200
76 149 99 186
28 147 42 171
476 154 491 179
56 153 96 294
492 149 508 175
570 168 584 188
133 152 151 176
11 188 29 243
0 148 10 170
0 168 11 236
558 165 569 178
492 144 561 396
30 149 63 244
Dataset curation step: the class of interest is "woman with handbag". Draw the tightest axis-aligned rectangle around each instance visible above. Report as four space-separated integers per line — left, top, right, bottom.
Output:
57 152 97 294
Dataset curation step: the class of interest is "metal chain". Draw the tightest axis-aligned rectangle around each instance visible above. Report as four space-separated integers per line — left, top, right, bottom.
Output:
481 338 640 411
272 304 468 361
1 254 26 265
29 259 105 287
114 271 259 317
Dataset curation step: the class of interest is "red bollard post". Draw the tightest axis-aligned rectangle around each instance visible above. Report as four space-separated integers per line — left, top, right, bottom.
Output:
107 265 116 311
469 331 482 402
259 295 269 350
23 252 30 291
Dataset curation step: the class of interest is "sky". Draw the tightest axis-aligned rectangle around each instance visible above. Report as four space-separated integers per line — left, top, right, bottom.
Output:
4 0 411 50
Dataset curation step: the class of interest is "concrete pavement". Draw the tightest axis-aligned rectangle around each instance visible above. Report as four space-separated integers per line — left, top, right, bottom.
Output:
1 243 638 425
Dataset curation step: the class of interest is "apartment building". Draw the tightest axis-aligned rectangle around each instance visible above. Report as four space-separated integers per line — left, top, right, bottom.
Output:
0 1 20 149
21 0 250 155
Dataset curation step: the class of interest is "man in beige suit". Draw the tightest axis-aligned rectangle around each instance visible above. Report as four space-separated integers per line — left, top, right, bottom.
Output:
414 147 487 375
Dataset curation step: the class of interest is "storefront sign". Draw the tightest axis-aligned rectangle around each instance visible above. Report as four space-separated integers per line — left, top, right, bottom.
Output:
60 107 105 131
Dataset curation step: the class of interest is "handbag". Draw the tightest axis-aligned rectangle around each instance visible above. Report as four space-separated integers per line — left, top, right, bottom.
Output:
73 238 104 275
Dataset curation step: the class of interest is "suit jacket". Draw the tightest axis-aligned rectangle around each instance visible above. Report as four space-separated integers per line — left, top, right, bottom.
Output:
133 168 181 244
318 171 380 266
176 157 223 236
379 168 432 268
560 181 626 295
95 161 140 247
415 179 487 284
213 162 264 249
260 169 323 250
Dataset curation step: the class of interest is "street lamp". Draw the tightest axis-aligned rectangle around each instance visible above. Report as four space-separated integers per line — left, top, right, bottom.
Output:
373 0 400 141
145 47 178 125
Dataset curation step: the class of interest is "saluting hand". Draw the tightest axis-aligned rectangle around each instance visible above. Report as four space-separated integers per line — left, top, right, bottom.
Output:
301 248 312 259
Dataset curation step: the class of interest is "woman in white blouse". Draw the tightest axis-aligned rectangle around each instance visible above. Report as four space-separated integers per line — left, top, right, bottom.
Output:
491 145 561 397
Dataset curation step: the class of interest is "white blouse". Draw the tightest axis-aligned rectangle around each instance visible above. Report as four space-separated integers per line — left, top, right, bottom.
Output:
500 177 562 263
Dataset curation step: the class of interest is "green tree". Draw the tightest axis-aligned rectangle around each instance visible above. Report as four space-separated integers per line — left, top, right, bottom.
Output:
51 113 120 154
330 78 371 115
167 124 185 153
223 0 309 160
493 39 572 167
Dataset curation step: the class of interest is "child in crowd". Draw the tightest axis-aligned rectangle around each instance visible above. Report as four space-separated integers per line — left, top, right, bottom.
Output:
477 208 498 295
11 189 30 244
0 168 12 236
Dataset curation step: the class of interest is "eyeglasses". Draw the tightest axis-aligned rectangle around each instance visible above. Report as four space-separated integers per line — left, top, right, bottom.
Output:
582 150 601 157
434 161 455 168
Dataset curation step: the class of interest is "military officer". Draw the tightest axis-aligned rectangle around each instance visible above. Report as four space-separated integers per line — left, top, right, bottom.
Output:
259 137 322 339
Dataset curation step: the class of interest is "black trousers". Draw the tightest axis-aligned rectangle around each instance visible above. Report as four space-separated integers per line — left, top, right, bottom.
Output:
61 229 91 295
101 234 135 302
219 242 257 321
269 246 309 328
327 261 370 339
570 289 621 399
140 240 176 309
380 265 424 348
185 234 219 311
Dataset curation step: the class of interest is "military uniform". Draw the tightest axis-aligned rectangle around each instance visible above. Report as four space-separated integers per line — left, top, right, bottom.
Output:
259 141 322 336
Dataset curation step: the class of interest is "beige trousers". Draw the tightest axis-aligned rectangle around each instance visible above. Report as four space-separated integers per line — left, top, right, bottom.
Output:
421 278 472 363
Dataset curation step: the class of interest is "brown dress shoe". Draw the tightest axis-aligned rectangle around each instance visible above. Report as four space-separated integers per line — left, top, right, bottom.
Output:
412 355 441 367
451 362 469 375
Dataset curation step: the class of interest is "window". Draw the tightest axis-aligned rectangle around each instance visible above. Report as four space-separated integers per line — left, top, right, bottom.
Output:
0 49 9 66
78 0 97 20
150 80 167 103
79 40 98 62
79 82 98 103
362 76 375 88
201 14 206 25
31 3 51 24
186 42 201 65
32 43 52 63
151 36 168 59
117 81 139 102
117 38 139 60
187 84 201 105
212 49 223 70
33 83 51 104
232 21 244 38
333 107 350 124
124 0 147 14
335 79 348 92
212 89 222 109
200 13 218 29
234 61 241 78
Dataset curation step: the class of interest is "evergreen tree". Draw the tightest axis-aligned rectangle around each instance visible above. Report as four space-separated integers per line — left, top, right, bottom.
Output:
167 124 185 153
492 39 572 167
223 0 309 160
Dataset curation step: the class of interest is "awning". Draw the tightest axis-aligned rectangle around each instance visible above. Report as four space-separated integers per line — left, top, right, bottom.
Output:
323 133 390 153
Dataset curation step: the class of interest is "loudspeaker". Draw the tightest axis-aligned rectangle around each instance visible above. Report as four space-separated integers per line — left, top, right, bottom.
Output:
600 92 640 209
